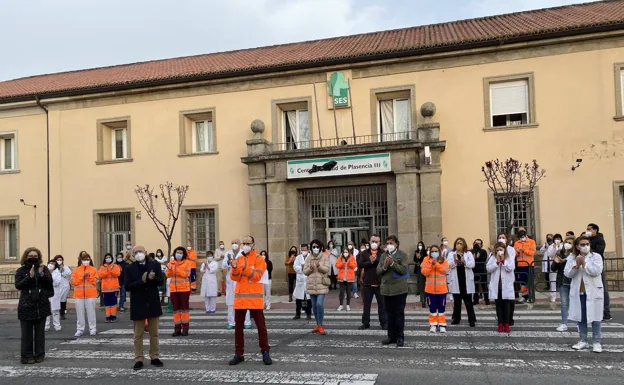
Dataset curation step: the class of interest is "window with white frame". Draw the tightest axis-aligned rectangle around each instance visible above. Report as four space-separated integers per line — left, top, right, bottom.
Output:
186 209 216 255
0 219 18 262
379 98 411 141
192 120 214 153
494 192 535 237
0 133 16 171
283 109 309 150
620 70 624 113
112 128 128 160
490 80 529 127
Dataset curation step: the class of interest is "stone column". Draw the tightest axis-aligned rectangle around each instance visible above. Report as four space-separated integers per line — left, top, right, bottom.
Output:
246 120 270 252
395 151 421 258
417 103 444 248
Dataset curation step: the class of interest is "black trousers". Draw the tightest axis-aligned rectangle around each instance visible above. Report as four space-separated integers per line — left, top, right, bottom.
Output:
60 301 67 317
21 318 46 362
339 282 353 305
329 272 338 289
384 293 407 341
295 299 311 317
287 274 296 295
362 286 387 327
452 293 477 324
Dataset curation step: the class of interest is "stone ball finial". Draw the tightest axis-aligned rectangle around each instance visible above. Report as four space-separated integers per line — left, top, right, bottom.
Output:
251 119 265 135
421 102 436 118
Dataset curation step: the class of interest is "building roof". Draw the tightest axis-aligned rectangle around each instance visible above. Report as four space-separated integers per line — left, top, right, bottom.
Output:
1 0 624 103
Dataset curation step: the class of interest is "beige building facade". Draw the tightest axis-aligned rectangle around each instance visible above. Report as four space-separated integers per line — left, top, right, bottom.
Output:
2 2 624 290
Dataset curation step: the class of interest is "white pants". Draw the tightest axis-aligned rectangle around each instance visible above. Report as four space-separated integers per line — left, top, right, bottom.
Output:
548 272 558 302
76 298 97 334
227 306 251 326
204 296 217 312
45 310 61 331
264 281 272 309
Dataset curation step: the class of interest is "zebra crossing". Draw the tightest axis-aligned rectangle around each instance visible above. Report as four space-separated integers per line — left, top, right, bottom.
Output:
2 307 624 384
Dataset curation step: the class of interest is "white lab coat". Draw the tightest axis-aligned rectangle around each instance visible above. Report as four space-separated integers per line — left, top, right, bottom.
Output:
222 250 240 306
57 265 72 302
327 249 339 275
49 269 62 311
542 244 561 273
293 253 308 300
447 251 475 294
487 253 516 300
564 252 604 324
200 261 219 297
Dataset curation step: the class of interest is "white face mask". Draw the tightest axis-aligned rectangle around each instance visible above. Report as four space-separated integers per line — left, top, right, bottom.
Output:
386 244 396 253
175 253 183 261
418 245 423 250
126 245 132 250
242 245 252 254
521 237 527 242
366 245 370 249
312 247 320 254
187 247 192 251
347 245 353 250
554 239 561 244
105 257 112 264
232 244 239 251
57 260 63 265
442 241 448 246
498 238 506 244
47 264 55 271
360 248 365 252
343 253 350 257
580 245 591 254
585 231 593 238
564 243 573 250
302 251 308 256
135 253 146 263
370 242 379 250
157 253 162 257
220 245 225 249
82 260 90 266
497 250 504 256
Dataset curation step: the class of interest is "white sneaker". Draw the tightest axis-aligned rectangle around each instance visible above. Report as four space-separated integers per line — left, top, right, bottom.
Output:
90 330 97 336
572 341 589 350
556 324 568 332
55 328 62 332
74 331 83 337
593 343 603 353
439 326 447 334
337 306 343 312
266 306 271 311
44 327 50 332
346 305 351 312
429 325 437 333
353 293 359 299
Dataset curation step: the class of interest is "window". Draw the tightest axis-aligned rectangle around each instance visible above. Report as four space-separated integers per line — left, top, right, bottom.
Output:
186 209 216 255
99 213 131 257
0 219 18 263
614 64 624 120
283 109 309 150
379 98 411 141
0 133 16 171
494 192 535 237
192 120 214 153
96 118 132 164
179 109 217 156
484 73 536 130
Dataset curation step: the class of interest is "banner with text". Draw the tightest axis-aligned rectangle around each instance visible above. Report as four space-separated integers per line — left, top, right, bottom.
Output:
287 153 391 179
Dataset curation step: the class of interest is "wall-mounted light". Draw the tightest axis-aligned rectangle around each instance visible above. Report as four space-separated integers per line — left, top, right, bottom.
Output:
19 199 36 208
424 146 432 165
571 158 583 171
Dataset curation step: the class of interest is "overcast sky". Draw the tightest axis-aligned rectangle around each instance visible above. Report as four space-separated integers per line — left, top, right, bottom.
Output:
0 0 592 81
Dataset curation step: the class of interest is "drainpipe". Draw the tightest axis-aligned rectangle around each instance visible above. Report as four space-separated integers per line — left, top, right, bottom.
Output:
35 96 51 260
264 162 270 255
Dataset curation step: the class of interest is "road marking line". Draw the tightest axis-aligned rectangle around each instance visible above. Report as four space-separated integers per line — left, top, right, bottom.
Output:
181 315 571 321
61 338 280 346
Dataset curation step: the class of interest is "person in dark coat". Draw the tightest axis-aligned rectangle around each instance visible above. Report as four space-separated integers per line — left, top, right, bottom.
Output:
15 247 53 364
124 245 164 371
472 239 490 306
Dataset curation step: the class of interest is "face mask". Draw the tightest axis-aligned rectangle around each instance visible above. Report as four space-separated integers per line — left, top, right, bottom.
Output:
431 252 439 258
312 247 320 254
242 245 252 254
260 254 266 258
105 257 112 263
27 257 38 264
219 245 225 250
497 250 505 256
456 244 464 251
585 231 593 238
207 257 214 262
521 237 527 242
175 253 183 261
47 264 55 271
302 251 308 256
126 245 132 250
442 241 448 246
580 245 591 254
117 258 123 263
343 252 350 257
135 254 145 263
370 242 379 250
498 238 506 244
82 260 90 266
157 253 162 257
386 244 396 253
360 248 365 252
57 260 63 265
366 245 370 250
473 244 480 250
328 245 334 249
418 245 423 250
547 238 553 245
554 239 561 244
347 245 353 250
289 250 296 256
232 244 239 251
564 243 573 250
187 247 192 251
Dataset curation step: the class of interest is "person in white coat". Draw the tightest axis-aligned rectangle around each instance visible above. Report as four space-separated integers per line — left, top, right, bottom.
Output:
293 244 312 320
222 239 251 329
496 232 517 326
45 260 62 332
201 252 219 313
326 241 339 290
447 238 476 326
487 242 515 333
564 236 604 353
51 255 71 320
542 234 563 306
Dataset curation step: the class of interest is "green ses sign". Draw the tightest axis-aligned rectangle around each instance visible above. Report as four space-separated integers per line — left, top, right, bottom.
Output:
327 72 349 108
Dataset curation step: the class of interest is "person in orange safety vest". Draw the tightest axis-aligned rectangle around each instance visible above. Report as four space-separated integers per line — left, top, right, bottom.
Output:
335 250 357 312
187 247 198 292
514 227 536 303
228 235 272 367
71 252 98 337
421 245 450 334
166 246 191 336
98 253 121 323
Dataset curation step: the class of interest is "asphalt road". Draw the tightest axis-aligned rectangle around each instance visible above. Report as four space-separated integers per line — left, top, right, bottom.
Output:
0 304 622 385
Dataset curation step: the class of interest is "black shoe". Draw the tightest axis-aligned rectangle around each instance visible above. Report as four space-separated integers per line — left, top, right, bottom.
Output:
397 338 405 347
381 324 388 331
358 324 370 330
381 339 397 345
288 295 293 303
229 355 244 366
510 320 515 326
60 315 66 321
133 361 144 371
150 359 164 367
292 315 300 320
485 301 491 306
469 322 476 327
181 330 189 336
451 320 460 325
306 315 312 320
172 330 182 337
473 301 479 306
262 351 273 365
603 315 613 322
21 359 35 365
34 357 44 363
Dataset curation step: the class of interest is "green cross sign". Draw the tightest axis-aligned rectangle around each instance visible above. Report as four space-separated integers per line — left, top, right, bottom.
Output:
327 72 349 107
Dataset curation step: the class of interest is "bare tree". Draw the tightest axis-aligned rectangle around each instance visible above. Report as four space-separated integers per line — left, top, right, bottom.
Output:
135 182 189 257
482 158 546 237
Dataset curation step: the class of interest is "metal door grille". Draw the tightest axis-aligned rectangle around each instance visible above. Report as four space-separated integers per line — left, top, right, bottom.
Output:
187 209 216 254
100 213 131 260
298 185 388 244
0 219 18 263
495 192 535 236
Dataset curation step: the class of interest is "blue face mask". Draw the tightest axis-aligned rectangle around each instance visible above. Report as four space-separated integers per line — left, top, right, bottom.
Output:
431 252 440 258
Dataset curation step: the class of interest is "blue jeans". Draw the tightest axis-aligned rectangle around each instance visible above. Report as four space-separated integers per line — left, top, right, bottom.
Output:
352 279 358 295
118 285 126 309
559 284 570 324
310 294 325 325
578 293 601 343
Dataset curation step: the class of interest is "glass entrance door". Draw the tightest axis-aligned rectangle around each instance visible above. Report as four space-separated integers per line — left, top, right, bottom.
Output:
327 228 350 253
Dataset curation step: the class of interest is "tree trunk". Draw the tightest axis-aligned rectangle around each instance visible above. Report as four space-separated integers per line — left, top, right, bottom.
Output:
166 239 172 259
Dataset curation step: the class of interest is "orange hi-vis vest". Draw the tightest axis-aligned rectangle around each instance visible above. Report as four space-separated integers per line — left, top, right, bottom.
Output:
98 263 121 293
71 265 98 299
514 238 536 266
231 250 266 310
421 256 450 295
335 254 357 282
187 249 198 269
166 259 191 293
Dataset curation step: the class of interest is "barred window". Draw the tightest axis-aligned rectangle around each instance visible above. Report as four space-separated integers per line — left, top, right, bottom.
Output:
186 209 216 254
495 192 535 236
0 219 18 263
